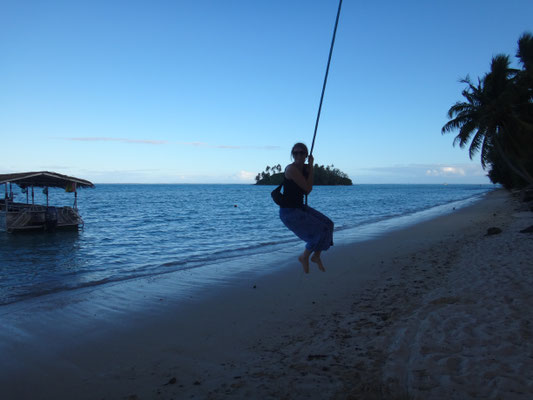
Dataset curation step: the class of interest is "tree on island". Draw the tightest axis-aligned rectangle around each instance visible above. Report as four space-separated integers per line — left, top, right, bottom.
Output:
255 164 352 185
442 32 533 190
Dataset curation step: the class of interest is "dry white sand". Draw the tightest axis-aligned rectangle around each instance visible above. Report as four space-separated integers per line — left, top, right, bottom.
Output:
1 189 532 399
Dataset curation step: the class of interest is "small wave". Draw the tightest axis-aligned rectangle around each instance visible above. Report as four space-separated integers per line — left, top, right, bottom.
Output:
0 267 190 307
0 240 301 307
161 260 187 268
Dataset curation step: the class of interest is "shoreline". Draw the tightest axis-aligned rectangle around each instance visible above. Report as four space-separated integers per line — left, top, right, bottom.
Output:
1 189 532 399
0 188 490 307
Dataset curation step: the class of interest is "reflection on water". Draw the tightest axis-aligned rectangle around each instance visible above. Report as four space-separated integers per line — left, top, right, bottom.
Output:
0 230 83 302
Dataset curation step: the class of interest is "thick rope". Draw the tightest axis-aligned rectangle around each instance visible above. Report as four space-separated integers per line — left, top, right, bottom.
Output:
306 0 343 205
309 0 343 157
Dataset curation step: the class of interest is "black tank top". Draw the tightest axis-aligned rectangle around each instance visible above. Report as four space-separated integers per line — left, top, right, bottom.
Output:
282 168 308 208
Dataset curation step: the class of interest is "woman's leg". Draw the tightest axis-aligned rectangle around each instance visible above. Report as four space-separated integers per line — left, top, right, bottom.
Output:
311 250 326 272
280 207 333 272
298 248 313 274
304 206 334 251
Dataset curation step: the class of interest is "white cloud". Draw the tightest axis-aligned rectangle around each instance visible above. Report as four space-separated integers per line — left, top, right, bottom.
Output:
235 170 256 182
425 166 466 176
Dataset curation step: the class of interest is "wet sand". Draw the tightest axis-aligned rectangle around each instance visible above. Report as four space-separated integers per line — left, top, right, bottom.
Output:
1 189 532 399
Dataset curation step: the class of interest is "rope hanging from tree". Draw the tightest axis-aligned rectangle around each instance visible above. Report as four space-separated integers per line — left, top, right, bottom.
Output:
306 0 343 204
309 0 343 157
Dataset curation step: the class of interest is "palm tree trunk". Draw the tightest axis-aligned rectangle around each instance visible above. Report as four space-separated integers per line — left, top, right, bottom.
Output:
498 121 533 184
493 138 533 184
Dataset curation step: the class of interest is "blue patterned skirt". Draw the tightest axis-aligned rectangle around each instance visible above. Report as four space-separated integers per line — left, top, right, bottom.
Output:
279 205 334 252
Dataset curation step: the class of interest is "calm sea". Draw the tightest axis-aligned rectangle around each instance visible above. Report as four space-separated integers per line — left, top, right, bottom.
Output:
0 184 494 305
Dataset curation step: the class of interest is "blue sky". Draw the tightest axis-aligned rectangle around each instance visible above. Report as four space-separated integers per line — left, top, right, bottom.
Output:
1 0 532 184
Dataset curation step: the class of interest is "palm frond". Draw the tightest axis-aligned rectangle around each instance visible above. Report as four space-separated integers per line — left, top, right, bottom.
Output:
469 130 485 159
480 135 494 168
454 120 478 148
517 32 533 69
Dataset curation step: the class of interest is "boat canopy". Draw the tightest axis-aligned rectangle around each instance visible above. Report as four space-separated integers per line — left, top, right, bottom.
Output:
0 171 94 189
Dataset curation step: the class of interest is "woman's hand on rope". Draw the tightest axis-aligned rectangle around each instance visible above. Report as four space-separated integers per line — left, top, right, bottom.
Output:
306 155 314 193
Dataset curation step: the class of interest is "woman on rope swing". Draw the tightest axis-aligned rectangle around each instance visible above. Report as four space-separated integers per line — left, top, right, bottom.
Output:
279 142 334 273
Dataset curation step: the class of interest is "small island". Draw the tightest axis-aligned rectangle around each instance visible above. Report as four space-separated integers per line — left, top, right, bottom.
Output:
255 164 352 185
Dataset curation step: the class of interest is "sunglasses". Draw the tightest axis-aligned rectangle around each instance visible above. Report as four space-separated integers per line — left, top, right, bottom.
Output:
292 150 307 156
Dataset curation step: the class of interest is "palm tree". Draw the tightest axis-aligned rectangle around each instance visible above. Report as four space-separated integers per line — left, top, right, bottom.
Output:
516 33 533 142
517 33 533 89
442 53 533 185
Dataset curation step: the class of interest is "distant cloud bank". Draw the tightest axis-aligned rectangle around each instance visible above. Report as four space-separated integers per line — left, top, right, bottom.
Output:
64 137 168 145
176 142 279 150
61 137 279 150
356 163 490 183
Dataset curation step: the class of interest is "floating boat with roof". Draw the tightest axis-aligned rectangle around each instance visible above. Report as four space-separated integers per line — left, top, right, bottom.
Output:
0 171 94 233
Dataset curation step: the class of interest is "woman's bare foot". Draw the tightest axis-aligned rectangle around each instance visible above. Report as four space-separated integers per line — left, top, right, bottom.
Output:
298 254 310 273
311 254 326 272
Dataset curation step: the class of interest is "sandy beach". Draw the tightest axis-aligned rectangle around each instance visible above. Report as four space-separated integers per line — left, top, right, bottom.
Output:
1 188 532 400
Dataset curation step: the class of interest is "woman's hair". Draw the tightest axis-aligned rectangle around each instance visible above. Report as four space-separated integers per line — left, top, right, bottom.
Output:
291 142 309 160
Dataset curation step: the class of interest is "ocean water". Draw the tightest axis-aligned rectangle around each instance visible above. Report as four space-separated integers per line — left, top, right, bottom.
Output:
0 184 494 306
